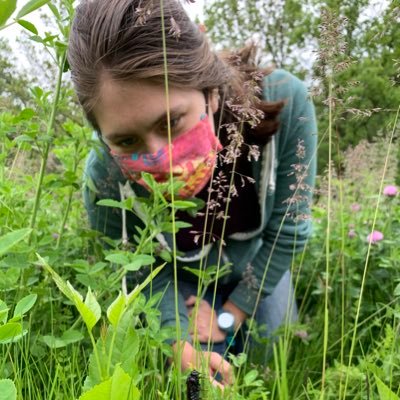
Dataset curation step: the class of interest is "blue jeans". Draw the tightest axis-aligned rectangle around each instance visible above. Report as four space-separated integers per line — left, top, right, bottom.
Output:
179 270 298 364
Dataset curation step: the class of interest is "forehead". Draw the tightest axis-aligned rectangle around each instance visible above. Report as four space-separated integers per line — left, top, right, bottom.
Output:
93 76 203 135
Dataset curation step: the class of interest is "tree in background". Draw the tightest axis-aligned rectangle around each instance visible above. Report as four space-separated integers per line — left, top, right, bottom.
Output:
0 38 33 110
204 0 317 74
204 0 400 177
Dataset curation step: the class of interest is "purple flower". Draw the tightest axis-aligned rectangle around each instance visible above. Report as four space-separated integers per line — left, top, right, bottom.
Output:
351 203 361 212
367 230 384 244
383 185 398 197
348 229 356 238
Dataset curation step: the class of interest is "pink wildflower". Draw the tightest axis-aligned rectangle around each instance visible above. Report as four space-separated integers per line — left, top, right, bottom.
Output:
383 185 398 197
348 229 356 238
351 203 361 212
367 230 384 244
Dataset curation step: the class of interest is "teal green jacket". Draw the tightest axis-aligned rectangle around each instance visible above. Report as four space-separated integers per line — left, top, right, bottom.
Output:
83 69 317 338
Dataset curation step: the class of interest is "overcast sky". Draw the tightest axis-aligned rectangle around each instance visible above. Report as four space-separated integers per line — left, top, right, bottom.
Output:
0 0 207 72
1 0 206 43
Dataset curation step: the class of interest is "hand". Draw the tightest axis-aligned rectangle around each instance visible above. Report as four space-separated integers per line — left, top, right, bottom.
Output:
173 341 234 388
185 295 226 343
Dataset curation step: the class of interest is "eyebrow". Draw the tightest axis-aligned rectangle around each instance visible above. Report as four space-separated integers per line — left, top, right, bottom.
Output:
105 105 185 141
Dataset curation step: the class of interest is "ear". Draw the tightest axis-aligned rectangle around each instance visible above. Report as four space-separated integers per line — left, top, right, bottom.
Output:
209 88 220 114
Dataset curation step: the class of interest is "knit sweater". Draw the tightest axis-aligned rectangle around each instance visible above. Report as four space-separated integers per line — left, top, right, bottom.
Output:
83 69 318 338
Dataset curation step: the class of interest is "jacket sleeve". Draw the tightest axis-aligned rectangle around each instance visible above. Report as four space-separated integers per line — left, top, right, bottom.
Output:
228 70 318 315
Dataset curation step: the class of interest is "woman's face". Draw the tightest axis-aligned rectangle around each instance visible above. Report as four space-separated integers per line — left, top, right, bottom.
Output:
93 78 219 155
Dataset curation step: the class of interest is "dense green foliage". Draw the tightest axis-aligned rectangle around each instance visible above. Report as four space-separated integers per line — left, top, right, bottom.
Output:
0 0 400 399
205 0 400 176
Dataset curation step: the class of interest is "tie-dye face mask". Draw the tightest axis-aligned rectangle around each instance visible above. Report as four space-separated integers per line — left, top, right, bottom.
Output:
111 115 222 198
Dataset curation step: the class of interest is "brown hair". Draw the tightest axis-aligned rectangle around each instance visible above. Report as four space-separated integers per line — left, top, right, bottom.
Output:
67 0 283 144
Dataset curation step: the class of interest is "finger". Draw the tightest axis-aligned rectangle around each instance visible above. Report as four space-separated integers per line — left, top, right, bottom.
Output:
208 352 234 385
185 295 197 307
210 376 225 390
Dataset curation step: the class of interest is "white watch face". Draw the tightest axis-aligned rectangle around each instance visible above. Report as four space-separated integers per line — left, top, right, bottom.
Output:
218 312 234 330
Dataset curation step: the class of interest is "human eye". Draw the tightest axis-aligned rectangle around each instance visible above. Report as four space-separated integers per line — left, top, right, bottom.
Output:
116 136 139 148
159 115 182 132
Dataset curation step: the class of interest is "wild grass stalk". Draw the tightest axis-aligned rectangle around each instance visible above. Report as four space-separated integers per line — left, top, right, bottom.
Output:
320 76 333 399
28 51 67 245
273 338 289 400
337 182 347 399
159 3 183 396
207 137 239 355
190 93 228 358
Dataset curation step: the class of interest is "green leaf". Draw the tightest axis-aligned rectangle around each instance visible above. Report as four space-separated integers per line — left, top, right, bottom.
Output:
107 292 126 327
12 293 37 319
80 378 112 399
85 176 99 199
16 0 50 19
110 365 140 400
139 172 157 191
83 309 140 391
105 253 130 265
17 18 38 34
0 0 16 27
375 375 400 400
39 255 100 331
182 266 205 279
14 107 35 121
84 288 101 328
169 200 197 209
96 199 132 211
243 369 258 386
47 2 60 20
185 197 205 217
61 329 84 343
0 229 31 257
174 221 193 229
80 365 140 400
124 255 155 271
394 283 400 297
39 255 76 302
0 268 20 291
126 264 164 308
0 301 9 324
0 379 17 400
229 352 247 368
41 329 84 349
0 322 22 344
67 282 99 332
159 249 172 262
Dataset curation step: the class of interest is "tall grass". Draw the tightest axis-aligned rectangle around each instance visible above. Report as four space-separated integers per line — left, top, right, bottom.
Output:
0 0 400 399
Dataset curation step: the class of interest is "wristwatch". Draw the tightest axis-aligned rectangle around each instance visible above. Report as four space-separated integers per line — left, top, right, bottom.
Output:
217 309 235 335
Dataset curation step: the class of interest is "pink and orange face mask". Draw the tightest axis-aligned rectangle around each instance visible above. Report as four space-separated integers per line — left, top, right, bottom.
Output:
110 115 222 198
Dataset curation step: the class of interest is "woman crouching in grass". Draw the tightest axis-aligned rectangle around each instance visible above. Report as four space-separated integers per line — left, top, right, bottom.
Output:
67 0 317 387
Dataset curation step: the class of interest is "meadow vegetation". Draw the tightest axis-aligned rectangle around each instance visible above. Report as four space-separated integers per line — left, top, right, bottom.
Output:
0 0 399 399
